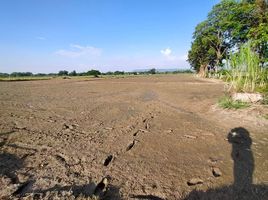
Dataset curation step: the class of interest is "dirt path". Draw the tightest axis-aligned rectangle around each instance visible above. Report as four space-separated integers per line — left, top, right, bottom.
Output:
0 75 267 199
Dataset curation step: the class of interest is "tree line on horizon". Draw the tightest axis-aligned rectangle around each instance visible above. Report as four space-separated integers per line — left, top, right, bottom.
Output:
188 0 268 76
0 68 193 78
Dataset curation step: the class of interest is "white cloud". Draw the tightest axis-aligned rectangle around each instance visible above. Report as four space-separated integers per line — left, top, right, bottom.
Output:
161 47 177 61
161 48 172 56
161 48 188 62
36 36 46 40
55 44 102 58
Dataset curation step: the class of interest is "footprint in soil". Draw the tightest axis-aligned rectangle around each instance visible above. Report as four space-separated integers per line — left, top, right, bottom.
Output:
145 122 150 130
133 129 149 137
126 140 138 151
103 155 113 166
133 130 139 137
55 154 69 168
142 118 150 130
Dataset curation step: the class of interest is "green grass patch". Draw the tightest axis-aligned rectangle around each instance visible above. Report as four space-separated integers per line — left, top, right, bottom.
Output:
218 96 250 109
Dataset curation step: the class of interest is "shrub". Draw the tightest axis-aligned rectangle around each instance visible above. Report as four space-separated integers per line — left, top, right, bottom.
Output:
148 68 156 74
113 71 125 75
69 70 77 76
86 70 101 77
58 70 69 76
10 72 33 77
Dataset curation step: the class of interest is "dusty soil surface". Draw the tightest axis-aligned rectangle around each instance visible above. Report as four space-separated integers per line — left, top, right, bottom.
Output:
0 74 267 200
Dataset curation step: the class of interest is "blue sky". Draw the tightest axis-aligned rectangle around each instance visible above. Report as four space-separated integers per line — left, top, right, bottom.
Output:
0 0 219 73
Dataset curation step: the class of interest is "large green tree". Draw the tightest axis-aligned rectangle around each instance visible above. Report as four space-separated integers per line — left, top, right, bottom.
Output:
188 0 268 76
188 21 217 76
188 0 237 74
248 0 268 65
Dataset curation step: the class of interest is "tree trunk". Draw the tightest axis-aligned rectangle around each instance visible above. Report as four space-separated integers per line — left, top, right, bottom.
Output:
215 48 223 73
198 64 208 77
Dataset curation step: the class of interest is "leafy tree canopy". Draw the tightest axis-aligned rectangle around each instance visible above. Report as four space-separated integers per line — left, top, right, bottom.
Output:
58 70 69 76
188 0 268 74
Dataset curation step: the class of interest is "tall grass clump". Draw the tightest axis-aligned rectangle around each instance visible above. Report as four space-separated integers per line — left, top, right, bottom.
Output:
226 42 268 93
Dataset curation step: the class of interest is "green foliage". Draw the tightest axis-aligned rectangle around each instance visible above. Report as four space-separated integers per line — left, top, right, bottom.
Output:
104 71 114 75
0 76 51 81
226 42 268 92
101 71 125 75
113 71 125 75
86 69 101 77
0 73 9 77
58 70 69 76
35 73 48 76
216 69 230 80
188 0 268 75
218 95 250 109
0 72 56 79
10 72 33 77
69 70 77 76
248 0 268 65
148 68 156 74
188 0 238 73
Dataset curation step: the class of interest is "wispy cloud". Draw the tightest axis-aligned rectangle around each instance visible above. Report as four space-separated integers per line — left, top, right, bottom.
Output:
55 44 102 58
36 36 46 40
161 48 172 57
160 47 177 60
161 48 188 62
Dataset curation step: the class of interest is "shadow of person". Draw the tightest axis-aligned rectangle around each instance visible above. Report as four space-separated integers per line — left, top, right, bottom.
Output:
31 181 122 200
227 127 254 191
0 132 34 199
0 131 24 184
0 131 37 198
0 152 24 184
183 127 268 200
31 182 96 198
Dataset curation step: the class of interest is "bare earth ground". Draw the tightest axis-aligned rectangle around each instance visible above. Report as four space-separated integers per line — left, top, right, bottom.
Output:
0 74 267 200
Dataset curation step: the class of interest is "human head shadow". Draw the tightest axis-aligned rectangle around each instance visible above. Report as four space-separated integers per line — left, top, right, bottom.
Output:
183 127 268 200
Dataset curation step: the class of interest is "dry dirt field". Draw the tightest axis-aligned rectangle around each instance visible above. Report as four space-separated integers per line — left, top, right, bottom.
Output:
0 74 267 200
